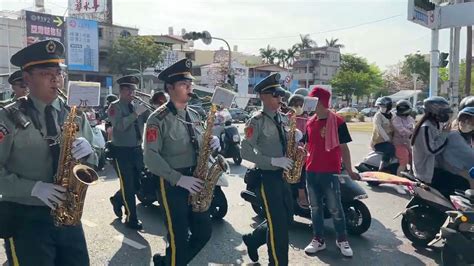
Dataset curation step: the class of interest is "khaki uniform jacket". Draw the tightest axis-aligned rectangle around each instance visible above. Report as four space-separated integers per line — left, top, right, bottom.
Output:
107 99 149 147
0 96 98 206
143 102 204 185
241 108 289 170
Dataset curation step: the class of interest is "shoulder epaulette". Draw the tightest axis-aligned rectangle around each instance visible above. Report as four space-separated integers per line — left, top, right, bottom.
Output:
2 97 31 129
156 105 170 120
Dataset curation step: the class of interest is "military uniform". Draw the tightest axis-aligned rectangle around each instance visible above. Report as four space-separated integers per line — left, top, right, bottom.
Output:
0 40 97 266
0 70 24 107
241 73 294 265
108 75 148 229
144 59 211 266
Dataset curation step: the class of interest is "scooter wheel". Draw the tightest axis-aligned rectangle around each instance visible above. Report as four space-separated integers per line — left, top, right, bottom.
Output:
344 200 371 235
210 187 228 220
401 215 436 246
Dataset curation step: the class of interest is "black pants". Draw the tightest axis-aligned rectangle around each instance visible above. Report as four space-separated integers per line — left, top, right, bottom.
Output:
247 170 293 266
112 146 144 223
4 205 88 266
432 168 470 198
374 142 395 165
157 174 212 266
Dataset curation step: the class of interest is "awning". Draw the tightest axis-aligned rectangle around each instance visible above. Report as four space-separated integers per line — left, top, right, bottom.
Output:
387 90 423 102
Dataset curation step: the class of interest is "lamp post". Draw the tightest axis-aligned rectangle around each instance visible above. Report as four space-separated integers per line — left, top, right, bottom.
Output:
411 73 420 108
183 31 235 90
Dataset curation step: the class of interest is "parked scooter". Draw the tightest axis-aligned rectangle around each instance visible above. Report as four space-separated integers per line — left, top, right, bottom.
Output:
218 120 242 165
136 169 230 220
356 150 399 187
240 170 372 235
395 172 455 246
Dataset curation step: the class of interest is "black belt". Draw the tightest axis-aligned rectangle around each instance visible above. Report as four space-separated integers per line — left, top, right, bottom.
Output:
175 166 196 176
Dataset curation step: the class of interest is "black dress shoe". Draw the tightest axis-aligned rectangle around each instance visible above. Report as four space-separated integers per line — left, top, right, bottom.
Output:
109 197 122 218
152 254 165 266
126 220 143 230
243 234 259 262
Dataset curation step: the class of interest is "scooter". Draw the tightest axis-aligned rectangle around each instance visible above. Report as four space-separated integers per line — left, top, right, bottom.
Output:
214 120 242 165
355 150 399 187
394 172 455 246
136 169 230 220
240 170 372 235
429 169 474 265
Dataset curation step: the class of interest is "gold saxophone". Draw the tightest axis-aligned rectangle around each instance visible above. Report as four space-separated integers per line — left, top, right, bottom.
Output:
190 104 228 212
283 111 306 184
52 105 99 226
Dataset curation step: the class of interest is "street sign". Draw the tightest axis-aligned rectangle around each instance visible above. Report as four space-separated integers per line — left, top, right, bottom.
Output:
407 0 438 29
66 18 99 72
25 10 66 45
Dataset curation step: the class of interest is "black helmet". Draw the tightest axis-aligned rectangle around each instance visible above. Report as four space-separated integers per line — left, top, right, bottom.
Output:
396 100 412 116
375 96 393 110
106 94 118 104
459 96 474 110
423 96 453 122
288 94 304 107
458 106 474 119
294 88 309 97
283 90 292 103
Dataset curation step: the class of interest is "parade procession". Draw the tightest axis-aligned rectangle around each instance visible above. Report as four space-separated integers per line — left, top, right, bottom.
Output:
1 0 474 265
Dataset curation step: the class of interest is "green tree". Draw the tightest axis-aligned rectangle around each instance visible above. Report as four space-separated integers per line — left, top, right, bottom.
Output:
331 54 383 103
295 34 317 50
401 53 430 84
108 36 164 74
259 45 277 64
325 38 345 49
276 49 288 68
286 46 298 67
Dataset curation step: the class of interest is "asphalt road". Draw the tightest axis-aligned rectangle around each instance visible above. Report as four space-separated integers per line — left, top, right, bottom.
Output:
1 125 441 266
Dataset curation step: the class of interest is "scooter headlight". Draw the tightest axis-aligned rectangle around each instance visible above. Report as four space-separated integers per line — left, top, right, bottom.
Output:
233 134 240 142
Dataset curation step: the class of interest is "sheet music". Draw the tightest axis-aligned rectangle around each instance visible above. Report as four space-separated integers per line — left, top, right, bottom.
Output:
67 81 101 107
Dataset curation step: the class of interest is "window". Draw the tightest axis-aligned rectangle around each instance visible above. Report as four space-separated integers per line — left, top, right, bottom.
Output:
323 67 328 76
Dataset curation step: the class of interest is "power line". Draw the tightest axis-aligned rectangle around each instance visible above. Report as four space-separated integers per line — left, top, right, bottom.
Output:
224 14 402 41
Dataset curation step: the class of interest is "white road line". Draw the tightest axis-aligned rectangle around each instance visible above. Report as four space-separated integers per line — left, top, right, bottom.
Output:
114 234 147 250
81 219 97 227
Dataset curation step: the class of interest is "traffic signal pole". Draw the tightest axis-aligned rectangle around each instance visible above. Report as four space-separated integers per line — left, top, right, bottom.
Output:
430 28 440 96
449 0 462 112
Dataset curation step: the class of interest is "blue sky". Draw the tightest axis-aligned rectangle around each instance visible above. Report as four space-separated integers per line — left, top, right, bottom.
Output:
1 0 469 69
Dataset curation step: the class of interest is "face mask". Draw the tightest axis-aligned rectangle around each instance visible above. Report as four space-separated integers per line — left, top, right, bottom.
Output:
380 107 387 113
459 122 474 133
294 106 303 116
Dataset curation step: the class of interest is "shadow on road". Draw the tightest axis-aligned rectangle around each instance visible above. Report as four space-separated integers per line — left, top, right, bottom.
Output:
288 218 431 265
108 219 152 266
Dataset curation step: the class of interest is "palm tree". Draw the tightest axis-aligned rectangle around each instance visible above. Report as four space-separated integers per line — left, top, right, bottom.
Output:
259 45 277 64
325 38 345 49
286 46 298 67
276 49 288 68
295 34 316 51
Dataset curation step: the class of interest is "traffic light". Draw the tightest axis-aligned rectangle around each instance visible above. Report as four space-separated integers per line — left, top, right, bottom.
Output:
439 52 449 68
414 0 435 11
182 31 203 40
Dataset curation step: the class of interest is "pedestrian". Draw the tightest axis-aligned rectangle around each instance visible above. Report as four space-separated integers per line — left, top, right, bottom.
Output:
143 58 221 266
392 100 415 176
108 75 149 230
411 96 452 185
241 73 294 265
150 91 168 108
303 86 359 258
0 39 97 266
371 96 395 170
0 70 28 107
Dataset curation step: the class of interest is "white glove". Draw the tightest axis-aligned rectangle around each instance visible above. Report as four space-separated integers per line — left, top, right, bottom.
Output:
176 175 204 194
72 137 93 160
31 181 67 210
210 136 221 152
271 157 294 171
295 129 303 142
134 102 147 116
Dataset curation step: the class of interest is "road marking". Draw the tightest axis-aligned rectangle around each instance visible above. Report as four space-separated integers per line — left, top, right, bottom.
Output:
114 234 147 250
81 219 97 227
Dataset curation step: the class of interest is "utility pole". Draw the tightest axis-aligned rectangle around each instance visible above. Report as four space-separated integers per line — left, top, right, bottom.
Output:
449 0 463 112
430 29 440 96
411 73 420 107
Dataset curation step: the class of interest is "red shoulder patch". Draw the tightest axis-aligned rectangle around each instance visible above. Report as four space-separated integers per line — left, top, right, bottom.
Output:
0 124 9 143
146 126 158 142
244 126 254 139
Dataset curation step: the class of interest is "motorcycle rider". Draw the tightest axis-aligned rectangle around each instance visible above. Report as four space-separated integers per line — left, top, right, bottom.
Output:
411 96 453 185
436 106 474 196
371 96 395 170
392 100 415 176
